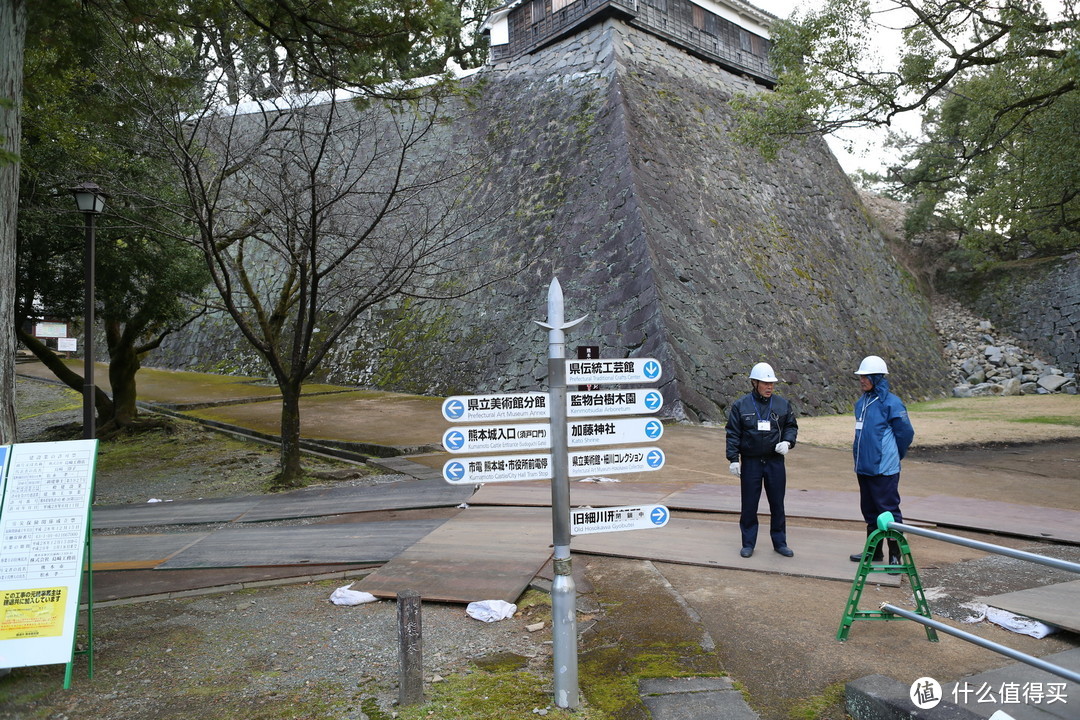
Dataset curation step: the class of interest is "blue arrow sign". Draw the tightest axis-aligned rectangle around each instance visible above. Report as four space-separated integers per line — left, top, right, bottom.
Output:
444 430 465 451
644 420 663 439
643 361 661 380
443 398 465 420
650 506 669 526
644 391 663 411
444 461 466 481
646 449 665 468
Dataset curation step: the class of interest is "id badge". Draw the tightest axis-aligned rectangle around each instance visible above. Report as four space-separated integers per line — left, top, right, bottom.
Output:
855 421 864 431
757 420 771 431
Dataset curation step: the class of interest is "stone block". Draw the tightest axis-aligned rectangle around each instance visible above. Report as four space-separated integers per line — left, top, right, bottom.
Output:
1038 374 1070 392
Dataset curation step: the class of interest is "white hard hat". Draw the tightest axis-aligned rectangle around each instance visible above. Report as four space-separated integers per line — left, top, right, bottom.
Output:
854 355 889 375
749 362 778 382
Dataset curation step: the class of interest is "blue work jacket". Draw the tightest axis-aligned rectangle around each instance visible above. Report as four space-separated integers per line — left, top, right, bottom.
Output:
853 375 914 476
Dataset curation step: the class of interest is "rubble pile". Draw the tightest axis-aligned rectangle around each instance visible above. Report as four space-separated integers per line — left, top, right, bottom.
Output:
934 299 1077 397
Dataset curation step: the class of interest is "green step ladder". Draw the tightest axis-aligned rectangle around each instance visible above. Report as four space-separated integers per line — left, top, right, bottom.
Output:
837 512 938 642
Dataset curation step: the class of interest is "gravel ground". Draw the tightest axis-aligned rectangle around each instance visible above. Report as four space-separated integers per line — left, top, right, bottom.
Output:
3 377 563 720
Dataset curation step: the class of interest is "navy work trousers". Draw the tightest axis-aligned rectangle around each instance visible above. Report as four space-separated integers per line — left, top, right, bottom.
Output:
856 472 902 532
739 455 787 549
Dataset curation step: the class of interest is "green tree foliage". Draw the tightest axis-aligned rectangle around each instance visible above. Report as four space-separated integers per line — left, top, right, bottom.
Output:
735 0 1079 258
17 2 210 434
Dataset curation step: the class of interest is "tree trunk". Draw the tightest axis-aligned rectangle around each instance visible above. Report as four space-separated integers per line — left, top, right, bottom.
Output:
16 327 115 425
274 380 304 489
106 327 141 427
0 0 26 444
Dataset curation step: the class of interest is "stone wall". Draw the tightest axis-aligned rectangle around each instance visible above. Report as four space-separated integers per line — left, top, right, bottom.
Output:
150 20 953 421
941 253 1080 377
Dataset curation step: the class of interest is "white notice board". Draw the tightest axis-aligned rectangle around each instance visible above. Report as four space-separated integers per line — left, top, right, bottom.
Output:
0 440 98 669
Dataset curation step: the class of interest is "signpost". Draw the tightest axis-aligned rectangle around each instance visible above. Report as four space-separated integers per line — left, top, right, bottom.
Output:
569 447 665 476
441 393 549 422
439 278 671 710
442 454 553 484
571 504 670 535
442 424 551 454
566 358 662 385
442 418 663 454
566 389 664 417
568 418 664 446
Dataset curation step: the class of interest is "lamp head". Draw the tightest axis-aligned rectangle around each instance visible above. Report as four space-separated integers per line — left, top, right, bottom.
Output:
70 182 107 214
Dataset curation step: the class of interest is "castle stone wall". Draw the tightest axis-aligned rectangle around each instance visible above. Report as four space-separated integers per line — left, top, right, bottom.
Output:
150 20 952 421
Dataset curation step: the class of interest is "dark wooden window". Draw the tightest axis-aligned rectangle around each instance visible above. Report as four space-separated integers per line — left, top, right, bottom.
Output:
531 0 546 24
704 14 718 36
692 5 705 30
739 28 752 52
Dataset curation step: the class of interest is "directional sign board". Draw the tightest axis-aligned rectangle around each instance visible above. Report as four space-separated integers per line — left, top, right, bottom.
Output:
568 446 665 477
442 424 551 454
571 504 670 535
567 389 664 417
568 418 664 447
442 454 552 484
442 393 550 423
444 418 664 453
566 358 662 385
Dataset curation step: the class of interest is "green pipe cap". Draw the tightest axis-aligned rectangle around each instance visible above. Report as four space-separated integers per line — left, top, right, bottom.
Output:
877 511 895 532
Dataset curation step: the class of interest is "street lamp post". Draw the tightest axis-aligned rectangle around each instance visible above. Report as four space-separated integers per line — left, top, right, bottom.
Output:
70 182 106 440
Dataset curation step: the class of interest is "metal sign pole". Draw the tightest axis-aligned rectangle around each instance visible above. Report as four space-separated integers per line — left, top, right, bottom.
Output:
535 278 585 710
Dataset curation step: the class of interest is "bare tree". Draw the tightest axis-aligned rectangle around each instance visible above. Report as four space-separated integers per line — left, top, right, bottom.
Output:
123 60 506 485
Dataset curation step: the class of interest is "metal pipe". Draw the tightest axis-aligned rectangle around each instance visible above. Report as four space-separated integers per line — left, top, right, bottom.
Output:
537 278 584 710
880 604 1080 684
882 517 1080 575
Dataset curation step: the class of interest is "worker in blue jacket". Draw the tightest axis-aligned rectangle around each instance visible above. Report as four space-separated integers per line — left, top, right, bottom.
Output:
850 355 915 568
726 362 799 559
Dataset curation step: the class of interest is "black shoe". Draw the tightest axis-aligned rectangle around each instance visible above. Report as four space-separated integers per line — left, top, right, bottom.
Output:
887 540 902 574
849 552 863 562
775 546 794 558
740 547 753 558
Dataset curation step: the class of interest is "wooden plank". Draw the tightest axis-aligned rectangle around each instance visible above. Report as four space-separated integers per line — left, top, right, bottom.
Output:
571 517 901 586
655 483 865 522
475 481 866 522
157 520 445 569
468 480 684 508
356 507 554 603
904 495 1080 544
86 565 379 603
93 496 263 530
92 533 209 570
982 580 1080 634
236 479 473 522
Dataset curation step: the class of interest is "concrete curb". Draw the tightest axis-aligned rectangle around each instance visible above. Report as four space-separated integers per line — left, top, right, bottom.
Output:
846 674 985 720
641 676 759 719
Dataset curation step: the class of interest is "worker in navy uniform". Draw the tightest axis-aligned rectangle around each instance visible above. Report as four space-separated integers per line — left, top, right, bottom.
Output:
726 362 799 558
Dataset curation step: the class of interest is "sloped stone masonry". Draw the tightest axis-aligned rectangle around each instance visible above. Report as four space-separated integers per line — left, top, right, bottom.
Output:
150 20 956 420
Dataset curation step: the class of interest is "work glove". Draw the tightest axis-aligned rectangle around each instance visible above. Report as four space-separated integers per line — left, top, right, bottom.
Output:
775 441 791 455
729 461 741 476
